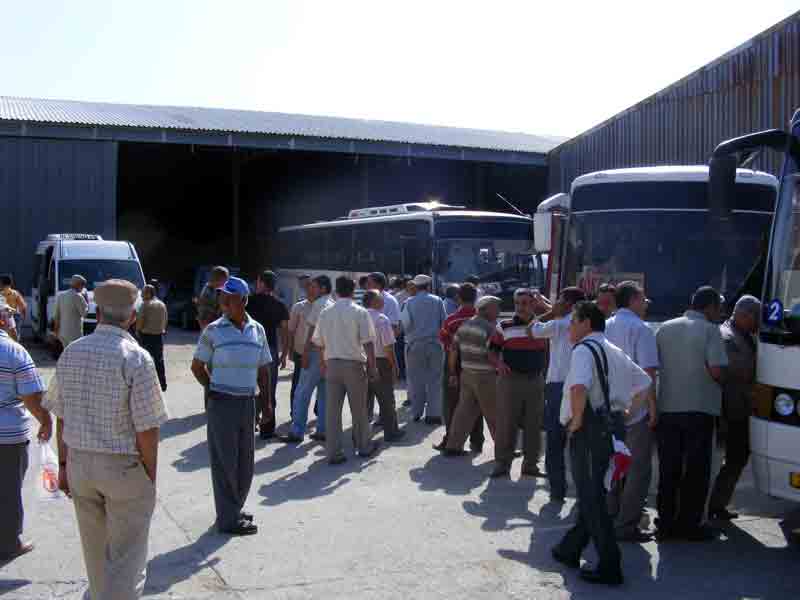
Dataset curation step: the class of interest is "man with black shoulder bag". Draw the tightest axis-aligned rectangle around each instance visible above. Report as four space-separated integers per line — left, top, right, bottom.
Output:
551 301 651 586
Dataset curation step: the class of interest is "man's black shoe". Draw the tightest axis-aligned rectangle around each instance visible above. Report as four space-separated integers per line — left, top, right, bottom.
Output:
520 463 547 478
221 520 258 536
278 433 302 444
579 568 623 586
259 429 275 441
710 508 739 521
240 511 254 522
490 463 511 479
551 547 580 569
441 448 468 457
310 432 326 442
469 443 483 454
385 430 407 442
358 443 380 458
682 525 718 542
329 454 347 465
424 416 443 426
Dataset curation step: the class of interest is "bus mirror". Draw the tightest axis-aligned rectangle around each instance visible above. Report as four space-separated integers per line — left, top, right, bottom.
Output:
709 154 737 220
533 213 551 254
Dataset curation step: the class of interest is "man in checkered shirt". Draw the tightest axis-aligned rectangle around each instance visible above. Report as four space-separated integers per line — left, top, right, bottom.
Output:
45 279 168 600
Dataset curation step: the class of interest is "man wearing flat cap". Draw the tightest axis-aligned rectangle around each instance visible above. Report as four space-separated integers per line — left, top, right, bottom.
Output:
400 274 447 424
53 274 89 349
45 279 168 600
191 277 272 536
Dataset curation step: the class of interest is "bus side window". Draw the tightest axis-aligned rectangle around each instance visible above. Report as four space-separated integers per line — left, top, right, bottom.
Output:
353 224 383 272
327 227 353 271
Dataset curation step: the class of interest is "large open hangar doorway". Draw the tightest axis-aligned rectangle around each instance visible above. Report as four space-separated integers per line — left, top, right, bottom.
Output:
116 143 549 288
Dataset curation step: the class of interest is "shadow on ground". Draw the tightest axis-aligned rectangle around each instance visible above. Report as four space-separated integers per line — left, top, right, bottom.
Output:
146 527 230 596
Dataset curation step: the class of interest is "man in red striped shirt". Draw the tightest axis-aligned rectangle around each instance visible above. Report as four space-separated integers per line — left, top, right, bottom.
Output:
489 288 548 479
435 283 484 452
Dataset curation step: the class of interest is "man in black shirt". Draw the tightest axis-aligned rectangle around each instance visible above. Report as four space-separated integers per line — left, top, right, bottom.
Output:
248 270 289 439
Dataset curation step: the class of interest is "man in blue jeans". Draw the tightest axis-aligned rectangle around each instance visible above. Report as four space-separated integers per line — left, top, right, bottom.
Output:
280 275 333 444
529 287 585 502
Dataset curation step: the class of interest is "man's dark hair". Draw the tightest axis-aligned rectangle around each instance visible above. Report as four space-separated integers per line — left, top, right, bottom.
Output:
0 274 12 287
259 270 277 290
358 275 369 288
458 283 478 304
445 284 460 300
465 275 480 286
691 286 721 311
615 281 642 309
560 286 586 306
573 301 606 332
336 276 356 298
368 272 387 290
597 283 616 296
314 275 332 295
211 266 230 279
390 277 405 289
363 289 380 308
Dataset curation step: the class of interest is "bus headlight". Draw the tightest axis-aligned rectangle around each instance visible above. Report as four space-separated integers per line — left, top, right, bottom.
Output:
774 393 796 417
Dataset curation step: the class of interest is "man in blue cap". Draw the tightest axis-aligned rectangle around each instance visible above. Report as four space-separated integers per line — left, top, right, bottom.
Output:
191 277 273 536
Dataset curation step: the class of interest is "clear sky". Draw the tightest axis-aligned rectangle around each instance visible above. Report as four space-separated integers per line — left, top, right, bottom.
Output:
3 1 798 138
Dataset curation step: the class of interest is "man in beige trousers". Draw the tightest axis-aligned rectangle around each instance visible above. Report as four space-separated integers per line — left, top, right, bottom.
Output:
53 274 89 348
314 276 378 465
45 279 168 600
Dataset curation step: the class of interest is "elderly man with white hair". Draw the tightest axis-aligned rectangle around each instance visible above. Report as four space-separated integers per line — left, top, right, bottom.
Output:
45 279 168 600
53 274 89 349
709 294 761 521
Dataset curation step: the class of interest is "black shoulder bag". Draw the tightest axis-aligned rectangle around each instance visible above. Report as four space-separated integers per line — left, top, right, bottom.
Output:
578 339 626 441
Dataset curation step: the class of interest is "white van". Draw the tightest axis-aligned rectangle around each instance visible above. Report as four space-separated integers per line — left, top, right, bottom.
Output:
31 234 146 341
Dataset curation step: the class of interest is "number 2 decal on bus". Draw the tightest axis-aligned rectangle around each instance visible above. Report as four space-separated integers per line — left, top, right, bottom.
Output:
765 299 783 326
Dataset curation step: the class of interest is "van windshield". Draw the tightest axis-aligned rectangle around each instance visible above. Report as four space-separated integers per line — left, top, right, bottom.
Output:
59 260 145 291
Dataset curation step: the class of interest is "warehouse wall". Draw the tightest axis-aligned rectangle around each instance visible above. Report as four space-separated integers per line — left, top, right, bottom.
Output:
549 11 800 194
0 137 117 293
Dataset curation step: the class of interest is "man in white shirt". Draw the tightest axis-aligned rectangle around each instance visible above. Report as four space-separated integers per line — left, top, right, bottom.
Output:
367 272 401 333
604 281 659 542
552 301 651 586
529 287 586 502
314 277 378 464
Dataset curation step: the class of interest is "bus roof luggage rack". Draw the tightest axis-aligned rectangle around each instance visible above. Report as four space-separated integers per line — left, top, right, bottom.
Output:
46 234 104 241
347 202 465 219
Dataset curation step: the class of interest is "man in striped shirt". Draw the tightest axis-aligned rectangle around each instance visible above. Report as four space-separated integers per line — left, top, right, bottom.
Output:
441 296 501 456
0 299 50 561
488 288 549 479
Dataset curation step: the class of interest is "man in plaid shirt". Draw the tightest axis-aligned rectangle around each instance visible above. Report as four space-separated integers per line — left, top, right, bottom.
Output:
45 279 168 600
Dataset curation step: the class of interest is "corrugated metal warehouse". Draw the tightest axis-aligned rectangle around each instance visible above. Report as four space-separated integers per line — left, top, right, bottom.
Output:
549 9 800 193
0 98 559 292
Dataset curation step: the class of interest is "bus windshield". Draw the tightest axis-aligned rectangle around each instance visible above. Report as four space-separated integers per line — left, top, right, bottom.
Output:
765 170 800 335
563 209 772 321
59 260 145 291
434 218 542 293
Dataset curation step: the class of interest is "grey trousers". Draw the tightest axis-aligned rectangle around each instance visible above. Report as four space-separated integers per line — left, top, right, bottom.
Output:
495 371 545 465
368 358 400 437
406 339 444 419
0 442 29 555
326 359 372 460
69 449 157 600
207 392 255 531
607 418 653 536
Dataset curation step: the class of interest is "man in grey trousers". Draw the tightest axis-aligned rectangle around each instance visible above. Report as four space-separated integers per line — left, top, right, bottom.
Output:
191 277 273 535
401 274 447 425
314 276 379 464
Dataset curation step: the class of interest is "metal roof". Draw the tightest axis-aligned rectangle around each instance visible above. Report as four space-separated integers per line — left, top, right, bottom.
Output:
0 96 562 155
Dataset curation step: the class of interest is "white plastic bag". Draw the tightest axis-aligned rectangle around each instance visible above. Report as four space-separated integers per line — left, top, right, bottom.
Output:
37 440 65 500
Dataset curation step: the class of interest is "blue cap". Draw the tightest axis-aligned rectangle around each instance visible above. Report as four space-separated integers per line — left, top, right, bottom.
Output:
219 276 250 296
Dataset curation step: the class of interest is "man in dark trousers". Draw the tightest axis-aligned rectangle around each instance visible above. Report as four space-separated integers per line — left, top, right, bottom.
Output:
655 286 728 542
191 277 272 535
552 301 651 586
136 285 168 392
247 270 289 439
709 295 760 521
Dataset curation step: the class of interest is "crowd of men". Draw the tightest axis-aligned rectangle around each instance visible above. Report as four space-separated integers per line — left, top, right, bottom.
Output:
0 263 762 596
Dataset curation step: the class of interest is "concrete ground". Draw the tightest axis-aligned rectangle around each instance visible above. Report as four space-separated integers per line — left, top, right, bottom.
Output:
2 330 799 599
